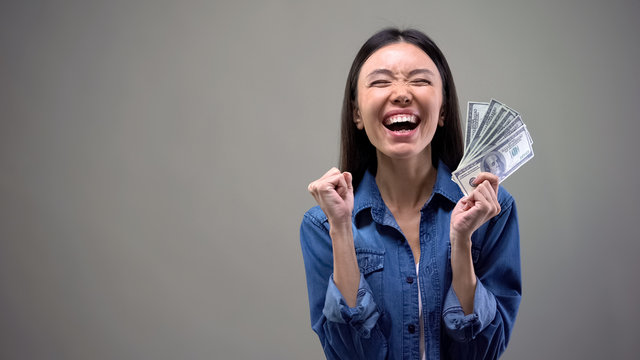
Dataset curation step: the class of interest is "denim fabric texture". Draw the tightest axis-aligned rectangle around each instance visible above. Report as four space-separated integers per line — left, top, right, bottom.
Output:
300 160 521 359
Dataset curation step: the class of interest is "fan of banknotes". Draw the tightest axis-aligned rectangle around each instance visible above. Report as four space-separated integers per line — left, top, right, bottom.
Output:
452 99 534 195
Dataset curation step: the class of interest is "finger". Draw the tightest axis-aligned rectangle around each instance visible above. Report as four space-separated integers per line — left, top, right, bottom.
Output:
467 185 488 209
466 183 490 213
334 173 349 197
461 197 473 211
309 167 340 193
473 176 499 207
321 167 342 180
474 179 492 197
474 181 492 202
476 179 499 210
320 173 346 193
474 172 499 195
308 180 325 198
452 196 471 215
474 180 500 215
307 177 320 193
308 172 342 194
343 172 353 191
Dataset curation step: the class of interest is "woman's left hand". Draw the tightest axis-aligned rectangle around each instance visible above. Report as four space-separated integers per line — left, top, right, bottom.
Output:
450 172 501 244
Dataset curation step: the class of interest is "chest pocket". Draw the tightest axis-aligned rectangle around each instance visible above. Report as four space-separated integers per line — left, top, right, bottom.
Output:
355 248 385 308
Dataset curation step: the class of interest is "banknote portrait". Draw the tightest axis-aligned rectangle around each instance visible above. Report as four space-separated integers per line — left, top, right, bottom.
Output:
481 152 505 177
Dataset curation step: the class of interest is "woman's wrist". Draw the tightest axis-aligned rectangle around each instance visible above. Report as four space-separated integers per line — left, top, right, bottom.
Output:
329 218 352 236
450 231 472 249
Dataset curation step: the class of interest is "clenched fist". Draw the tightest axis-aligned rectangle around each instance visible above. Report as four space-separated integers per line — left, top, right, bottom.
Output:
308 168 354 228
450 172 501 245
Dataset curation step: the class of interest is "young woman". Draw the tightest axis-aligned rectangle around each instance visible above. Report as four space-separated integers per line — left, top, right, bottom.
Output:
300 28 521 359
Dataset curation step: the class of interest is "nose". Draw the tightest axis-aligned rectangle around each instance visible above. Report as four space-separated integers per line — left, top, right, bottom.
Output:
392 95 411 105
391 87 411 105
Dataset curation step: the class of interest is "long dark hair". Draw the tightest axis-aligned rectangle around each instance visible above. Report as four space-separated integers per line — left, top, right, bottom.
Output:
339 28 463 189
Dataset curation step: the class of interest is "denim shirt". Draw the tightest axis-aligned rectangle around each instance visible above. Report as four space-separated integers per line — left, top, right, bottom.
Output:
300 161 521 359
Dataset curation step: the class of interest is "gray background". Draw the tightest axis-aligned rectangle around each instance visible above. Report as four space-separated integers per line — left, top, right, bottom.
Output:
1 0 639 359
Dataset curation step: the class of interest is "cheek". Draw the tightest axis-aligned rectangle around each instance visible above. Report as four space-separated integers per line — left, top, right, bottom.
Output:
415 85 442 103
358 92 385 117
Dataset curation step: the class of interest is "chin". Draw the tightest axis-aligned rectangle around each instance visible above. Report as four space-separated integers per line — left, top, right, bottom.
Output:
379 146 428 161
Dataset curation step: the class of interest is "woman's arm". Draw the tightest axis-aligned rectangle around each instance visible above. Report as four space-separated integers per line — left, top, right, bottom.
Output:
328 223 360 308
443 174 521 359
307 168 360 307
300 208 388 360
302 168 388 359
449 173 502 315
449 237 477 314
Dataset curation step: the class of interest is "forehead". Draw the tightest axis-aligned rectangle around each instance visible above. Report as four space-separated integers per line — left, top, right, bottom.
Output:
360 42 439 75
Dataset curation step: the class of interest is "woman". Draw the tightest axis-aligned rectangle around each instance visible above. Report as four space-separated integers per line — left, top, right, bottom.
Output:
300 28 521 359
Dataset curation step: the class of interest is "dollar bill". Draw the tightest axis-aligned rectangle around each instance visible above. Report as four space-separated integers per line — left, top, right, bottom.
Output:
468 100 506 146
465 110 519 162
453 100 533 195
465 101 489 152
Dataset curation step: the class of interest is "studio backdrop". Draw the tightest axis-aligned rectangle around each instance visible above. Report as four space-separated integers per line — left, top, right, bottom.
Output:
1 1 639 359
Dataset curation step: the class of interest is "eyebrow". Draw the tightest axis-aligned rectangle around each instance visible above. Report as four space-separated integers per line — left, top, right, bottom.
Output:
408 68 435 77
365 68 435 79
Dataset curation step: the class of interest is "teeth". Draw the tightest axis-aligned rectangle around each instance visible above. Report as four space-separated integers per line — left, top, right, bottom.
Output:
386 114 416 124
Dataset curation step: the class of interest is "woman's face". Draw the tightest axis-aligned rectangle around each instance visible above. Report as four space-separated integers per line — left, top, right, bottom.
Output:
355 42 444 161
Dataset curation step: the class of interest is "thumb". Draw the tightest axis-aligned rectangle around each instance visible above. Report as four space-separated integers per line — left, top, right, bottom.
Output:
455 196 472 212
343 172 353 190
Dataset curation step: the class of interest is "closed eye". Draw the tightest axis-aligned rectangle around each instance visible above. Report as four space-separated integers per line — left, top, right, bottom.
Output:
370 80 391 87
411 79 432 85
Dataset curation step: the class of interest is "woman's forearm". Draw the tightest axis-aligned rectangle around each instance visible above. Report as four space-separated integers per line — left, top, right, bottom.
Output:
450 236 477 315
330 222 361 308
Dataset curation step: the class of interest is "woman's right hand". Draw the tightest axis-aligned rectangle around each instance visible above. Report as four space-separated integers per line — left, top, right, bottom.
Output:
307 168 354 228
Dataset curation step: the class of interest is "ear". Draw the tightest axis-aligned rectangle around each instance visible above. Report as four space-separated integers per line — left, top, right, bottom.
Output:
353 107 364 130
438 108 445 127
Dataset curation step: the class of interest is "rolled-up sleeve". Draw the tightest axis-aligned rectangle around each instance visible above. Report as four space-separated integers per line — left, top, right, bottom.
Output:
442 278 497 342
323 273 381 338
442 189 522 359
300 208 387 360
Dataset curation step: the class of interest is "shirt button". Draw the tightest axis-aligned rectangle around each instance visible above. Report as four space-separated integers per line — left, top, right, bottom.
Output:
408 324 416 334
406 276 414 284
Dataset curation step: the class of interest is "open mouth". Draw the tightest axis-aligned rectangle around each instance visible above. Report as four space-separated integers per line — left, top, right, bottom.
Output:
383 114 419 132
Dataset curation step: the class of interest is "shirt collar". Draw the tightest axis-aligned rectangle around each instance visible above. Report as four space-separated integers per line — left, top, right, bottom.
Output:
431 159 465 204
353 166 387 225
353 160 464 223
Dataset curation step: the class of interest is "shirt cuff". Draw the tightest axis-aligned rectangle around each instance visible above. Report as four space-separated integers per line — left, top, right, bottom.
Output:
322 273 380 338
442 278 497 342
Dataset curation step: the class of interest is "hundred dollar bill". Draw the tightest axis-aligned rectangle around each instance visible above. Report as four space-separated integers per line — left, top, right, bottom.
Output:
465 101 489 152
453 125 534 196
464 110 520 163
462 99 517 164
467 99 505 146
464 106 507 163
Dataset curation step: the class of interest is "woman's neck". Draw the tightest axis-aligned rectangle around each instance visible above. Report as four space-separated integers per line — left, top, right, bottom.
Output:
375 148 437 213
